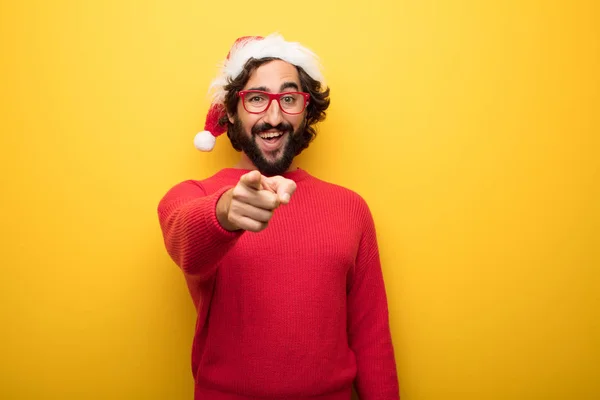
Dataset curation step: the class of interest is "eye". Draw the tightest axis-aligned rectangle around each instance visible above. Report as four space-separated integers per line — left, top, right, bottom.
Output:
281 95 296 104
246 93 267 104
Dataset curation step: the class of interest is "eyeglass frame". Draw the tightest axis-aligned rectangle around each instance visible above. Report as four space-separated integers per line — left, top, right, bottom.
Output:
238 90 311 115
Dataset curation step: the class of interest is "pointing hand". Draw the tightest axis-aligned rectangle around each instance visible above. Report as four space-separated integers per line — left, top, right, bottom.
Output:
217 170 297 232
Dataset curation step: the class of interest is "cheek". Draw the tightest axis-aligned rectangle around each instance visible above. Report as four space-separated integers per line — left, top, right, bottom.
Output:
238 113 261 133
290 115 305 130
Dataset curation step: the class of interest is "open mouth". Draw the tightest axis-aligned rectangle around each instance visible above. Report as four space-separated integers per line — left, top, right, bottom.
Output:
258 130 284 142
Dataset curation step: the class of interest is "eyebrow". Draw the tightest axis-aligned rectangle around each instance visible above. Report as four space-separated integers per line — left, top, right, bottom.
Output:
246 82 300 92
280 82 299 91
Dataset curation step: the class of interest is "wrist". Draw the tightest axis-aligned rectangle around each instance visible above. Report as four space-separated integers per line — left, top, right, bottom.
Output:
216 188 239 232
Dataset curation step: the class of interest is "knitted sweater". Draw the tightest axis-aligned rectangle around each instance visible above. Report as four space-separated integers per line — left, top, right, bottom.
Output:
157 168 399 400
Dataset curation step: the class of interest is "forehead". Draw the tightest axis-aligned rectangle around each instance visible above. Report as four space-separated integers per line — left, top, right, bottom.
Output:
244 59 300 91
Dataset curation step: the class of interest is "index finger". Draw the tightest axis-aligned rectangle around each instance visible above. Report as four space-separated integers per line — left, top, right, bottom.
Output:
239 170 262 191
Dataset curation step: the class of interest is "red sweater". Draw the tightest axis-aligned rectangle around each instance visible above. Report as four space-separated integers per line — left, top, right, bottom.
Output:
157 168 399 400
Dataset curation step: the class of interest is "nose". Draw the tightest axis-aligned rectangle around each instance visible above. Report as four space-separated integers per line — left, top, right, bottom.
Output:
263 99 284 127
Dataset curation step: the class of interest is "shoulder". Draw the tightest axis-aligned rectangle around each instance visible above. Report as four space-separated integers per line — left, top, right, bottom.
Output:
304 173 373 216
157 169 233 208
305 173 367 200
162 169 236 196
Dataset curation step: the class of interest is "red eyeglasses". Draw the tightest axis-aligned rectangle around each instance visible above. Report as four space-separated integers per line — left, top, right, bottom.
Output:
238 90 310 115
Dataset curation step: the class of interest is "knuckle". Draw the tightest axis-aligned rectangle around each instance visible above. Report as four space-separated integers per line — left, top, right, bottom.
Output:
237 219 250 231
269 193 280 208
248 221 266 233
260 193 276 209
227 211 240 225
232 186 245 200
261 210 274 223
228 201 241 216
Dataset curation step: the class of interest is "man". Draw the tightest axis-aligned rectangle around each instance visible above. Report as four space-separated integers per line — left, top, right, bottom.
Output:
157 33 400 400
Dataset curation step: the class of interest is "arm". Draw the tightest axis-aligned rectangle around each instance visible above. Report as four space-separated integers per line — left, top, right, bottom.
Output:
347 205 400 400
157 180 243 280
157 172 297 279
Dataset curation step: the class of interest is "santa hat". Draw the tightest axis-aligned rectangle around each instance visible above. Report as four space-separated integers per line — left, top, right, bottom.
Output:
193 33 326 151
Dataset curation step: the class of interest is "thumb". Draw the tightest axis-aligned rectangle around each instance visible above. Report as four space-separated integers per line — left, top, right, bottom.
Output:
239 170 262 191
263 176 297 205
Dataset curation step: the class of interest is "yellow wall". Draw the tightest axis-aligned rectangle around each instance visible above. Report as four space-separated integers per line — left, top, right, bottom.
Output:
1 0 598 399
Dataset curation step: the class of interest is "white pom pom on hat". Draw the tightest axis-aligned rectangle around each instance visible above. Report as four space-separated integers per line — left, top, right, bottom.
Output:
194 102 227 152
194 33 326 152
193 130 216 151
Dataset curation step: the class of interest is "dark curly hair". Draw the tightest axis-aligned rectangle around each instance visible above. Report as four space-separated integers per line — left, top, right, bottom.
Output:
218 57 330 155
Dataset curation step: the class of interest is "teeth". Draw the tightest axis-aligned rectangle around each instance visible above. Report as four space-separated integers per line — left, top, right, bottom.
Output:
259 131 283 139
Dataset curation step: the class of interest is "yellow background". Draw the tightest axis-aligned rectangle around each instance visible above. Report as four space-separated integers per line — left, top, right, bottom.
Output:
1 0 598 399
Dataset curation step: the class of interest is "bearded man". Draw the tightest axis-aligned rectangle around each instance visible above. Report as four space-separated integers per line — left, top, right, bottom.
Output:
157 33 400 400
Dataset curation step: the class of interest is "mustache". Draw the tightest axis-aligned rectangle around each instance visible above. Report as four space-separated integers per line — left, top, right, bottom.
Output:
251 122 294 136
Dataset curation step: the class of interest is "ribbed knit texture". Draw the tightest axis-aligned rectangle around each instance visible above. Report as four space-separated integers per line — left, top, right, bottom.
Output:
157 168 399 400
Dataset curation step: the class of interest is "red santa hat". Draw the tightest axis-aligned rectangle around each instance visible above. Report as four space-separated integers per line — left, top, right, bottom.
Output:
193 33 326 151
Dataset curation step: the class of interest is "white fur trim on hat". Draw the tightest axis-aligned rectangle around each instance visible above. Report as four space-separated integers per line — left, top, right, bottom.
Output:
208 33 325 105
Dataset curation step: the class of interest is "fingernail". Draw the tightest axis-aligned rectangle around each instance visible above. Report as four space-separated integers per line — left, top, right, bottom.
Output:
281 193 290 203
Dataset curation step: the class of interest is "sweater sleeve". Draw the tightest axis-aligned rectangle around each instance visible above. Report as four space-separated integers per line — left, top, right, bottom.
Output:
347 203 400 400
157 180 244 280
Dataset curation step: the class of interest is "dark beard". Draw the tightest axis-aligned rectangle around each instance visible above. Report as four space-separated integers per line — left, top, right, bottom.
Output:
229 117 306 176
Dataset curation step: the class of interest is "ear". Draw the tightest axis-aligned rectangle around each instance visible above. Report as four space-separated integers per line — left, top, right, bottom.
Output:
227 111 234 124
